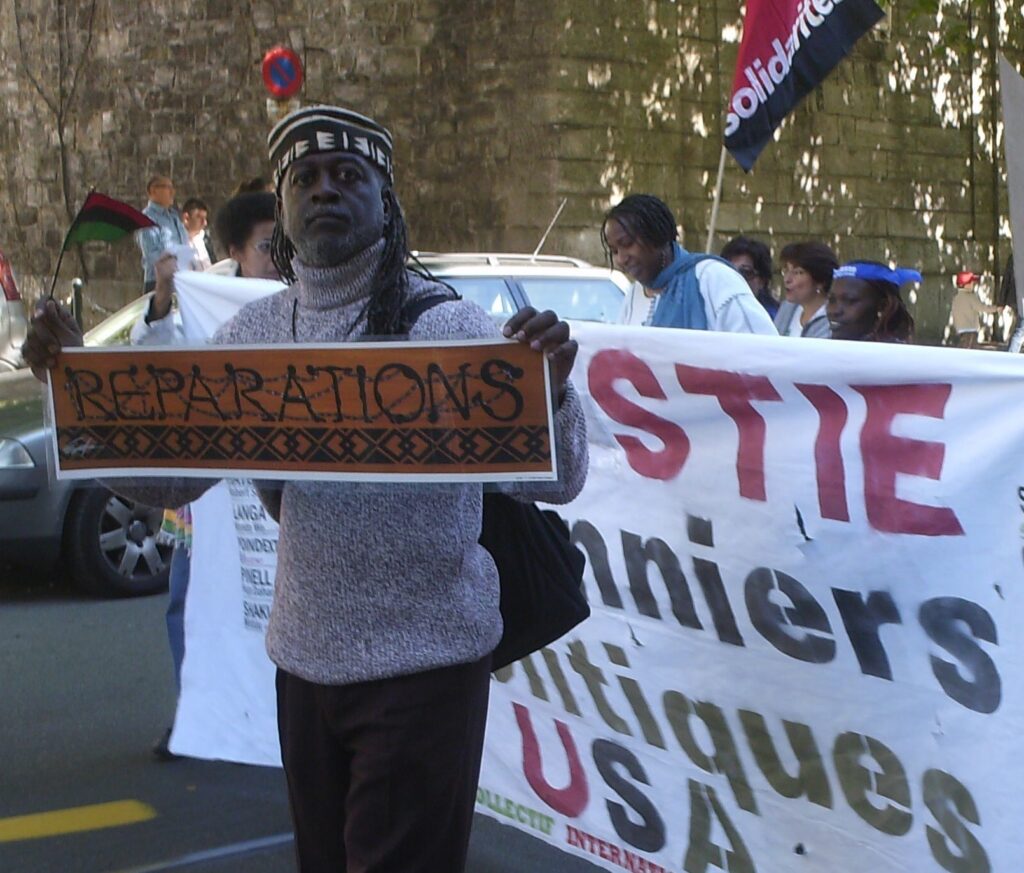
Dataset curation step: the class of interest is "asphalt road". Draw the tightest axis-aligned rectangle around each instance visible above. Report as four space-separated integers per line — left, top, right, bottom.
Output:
0 571 600 873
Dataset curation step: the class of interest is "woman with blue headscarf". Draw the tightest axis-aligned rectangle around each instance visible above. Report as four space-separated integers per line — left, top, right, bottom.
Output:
826 261 918 342
605 194 776 334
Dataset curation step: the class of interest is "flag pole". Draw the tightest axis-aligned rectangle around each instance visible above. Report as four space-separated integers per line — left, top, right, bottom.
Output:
47 187 95 300
705 145 728 253
46 234 73 301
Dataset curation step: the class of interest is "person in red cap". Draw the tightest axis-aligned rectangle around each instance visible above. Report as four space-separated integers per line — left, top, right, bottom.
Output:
950 270 1005 348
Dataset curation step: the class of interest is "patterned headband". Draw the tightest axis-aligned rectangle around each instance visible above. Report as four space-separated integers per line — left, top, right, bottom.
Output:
834 262 922 286
268 105 394 188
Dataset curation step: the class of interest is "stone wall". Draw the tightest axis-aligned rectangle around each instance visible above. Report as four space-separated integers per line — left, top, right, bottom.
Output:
0 0 1020 339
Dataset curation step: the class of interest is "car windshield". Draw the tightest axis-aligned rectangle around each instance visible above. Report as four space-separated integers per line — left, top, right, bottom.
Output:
519 278 623 323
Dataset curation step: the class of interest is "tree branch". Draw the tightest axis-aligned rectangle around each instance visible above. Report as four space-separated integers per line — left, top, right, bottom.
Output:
13 0 59 117
65 0 98 113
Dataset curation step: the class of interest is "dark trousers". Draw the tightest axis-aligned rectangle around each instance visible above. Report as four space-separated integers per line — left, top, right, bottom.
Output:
165 545 190 689
276 656 492 873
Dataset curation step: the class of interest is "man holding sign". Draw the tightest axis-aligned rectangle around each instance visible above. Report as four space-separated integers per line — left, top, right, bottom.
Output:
25 104 588 873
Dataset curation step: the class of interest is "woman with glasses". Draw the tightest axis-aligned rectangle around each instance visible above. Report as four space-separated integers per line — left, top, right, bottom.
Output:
720 235 778 319
208 192 279 280
773 241 838 339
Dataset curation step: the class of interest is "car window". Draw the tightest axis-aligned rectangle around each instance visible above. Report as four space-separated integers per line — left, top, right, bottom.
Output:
519 278 624 324
443 278 517 321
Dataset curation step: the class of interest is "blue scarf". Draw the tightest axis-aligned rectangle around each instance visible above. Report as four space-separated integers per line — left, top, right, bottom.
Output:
649 243 732 330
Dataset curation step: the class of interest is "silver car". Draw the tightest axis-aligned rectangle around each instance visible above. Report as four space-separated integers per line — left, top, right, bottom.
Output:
0 294 172 597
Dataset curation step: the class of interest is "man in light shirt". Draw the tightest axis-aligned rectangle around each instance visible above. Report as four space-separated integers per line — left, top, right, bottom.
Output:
137 175 190 292
181 197 214 271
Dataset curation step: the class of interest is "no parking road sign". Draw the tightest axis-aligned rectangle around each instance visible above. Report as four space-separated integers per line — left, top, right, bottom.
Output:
262 46 303 100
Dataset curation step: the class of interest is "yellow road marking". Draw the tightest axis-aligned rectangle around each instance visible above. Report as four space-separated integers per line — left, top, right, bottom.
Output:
0 800 156 842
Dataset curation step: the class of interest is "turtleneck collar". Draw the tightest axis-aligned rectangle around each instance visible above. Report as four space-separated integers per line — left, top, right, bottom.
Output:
291 238 386 311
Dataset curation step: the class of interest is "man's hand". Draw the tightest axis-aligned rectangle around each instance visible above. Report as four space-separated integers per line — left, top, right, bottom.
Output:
149 251 178 321
22 298 84 383
502 307 578 404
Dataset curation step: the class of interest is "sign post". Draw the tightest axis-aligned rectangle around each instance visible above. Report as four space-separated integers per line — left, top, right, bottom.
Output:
262 45 304 124
261 46 304 100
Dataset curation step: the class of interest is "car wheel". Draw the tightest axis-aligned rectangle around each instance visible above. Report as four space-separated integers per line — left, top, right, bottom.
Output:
64 487 172 598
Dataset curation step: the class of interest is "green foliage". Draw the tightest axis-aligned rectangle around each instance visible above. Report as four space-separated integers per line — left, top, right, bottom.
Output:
900 0 988 51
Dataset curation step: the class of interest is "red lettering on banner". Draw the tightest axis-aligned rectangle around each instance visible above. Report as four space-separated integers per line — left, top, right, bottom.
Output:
796 383 851 521
587 349 964 537
513 703 588 816
675 365 782 500
565 824 667 873
854 384 964 536
588 350 690 480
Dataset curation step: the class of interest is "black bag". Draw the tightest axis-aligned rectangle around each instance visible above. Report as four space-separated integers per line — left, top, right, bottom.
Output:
483 493 590 670
402 293 590 669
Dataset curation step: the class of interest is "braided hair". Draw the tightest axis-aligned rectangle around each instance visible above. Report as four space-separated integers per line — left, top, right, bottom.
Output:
600 194 678 268
270 184 413 337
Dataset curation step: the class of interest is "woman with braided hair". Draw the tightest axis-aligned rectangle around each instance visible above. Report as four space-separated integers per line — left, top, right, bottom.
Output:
826 260 918 343
604 193 776 334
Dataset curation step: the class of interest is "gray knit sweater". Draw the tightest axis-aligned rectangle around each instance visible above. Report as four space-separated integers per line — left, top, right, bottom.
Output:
114 240 589 684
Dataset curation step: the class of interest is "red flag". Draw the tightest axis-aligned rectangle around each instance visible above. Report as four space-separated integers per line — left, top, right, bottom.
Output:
725 0 885 171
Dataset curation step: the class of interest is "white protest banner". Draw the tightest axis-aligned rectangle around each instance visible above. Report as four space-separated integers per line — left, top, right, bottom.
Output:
171 479 281 766
174 270 284 340
477 323 1020 873
170 286 1021 869
165 271 282 763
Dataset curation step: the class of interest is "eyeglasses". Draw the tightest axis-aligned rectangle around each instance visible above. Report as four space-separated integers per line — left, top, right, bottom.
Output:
735 265 759 279
252 238 273 254
782 267 808 279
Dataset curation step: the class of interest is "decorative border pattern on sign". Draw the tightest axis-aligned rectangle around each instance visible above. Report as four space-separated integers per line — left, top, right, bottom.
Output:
56 423 552 468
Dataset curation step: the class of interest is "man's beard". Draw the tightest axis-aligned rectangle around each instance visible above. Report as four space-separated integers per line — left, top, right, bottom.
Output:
292 228 379 268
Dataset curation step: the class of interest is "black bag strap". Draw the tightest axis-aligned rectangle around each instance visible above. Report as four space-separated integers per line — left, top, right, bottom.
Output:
402 292 457 327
